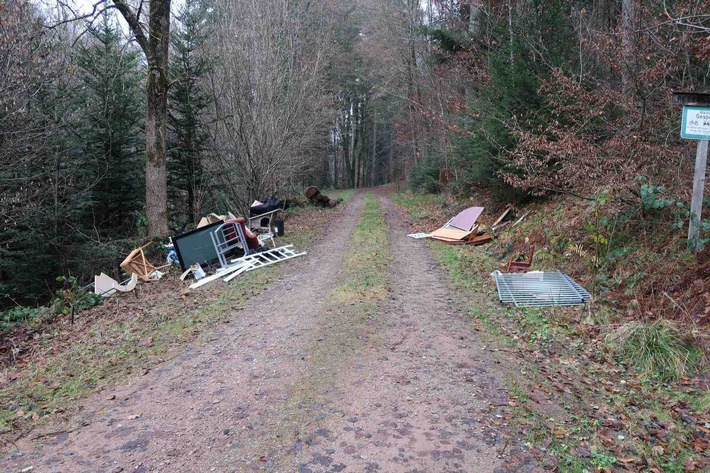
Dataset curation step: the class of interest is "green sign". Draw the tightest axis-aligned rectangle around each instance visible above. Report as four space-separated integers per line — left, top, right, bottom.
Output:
681 105 710 140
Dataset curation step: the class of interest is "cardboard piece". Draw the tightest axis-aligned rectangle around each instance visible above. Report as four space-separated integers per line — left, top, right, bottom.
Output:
94 273 137 297
447 207 484 232
197 213 226 229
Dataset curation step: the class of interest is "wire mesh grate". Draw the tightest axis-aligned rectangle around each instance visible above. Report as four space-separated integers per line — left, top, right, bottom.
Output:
493 270 591 308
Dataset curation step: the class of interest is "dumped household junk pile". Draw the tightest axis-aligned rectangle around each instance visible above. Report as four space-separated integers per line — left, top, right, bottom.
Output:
407 204 514 245
93 196 305 297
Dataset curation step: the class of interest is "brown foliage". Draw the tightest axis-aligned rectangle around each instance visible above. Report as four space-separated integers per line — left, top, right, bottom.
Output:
498 2 706 201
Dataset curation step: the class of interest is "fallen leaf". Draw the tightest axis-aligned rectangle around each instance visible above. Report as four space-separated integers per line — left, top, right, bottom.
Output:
127 414 142 420
259 456 268 462
106 395 116 401
31 412 39 421
651 445 664 456
683 457 697 471
692 437 708 452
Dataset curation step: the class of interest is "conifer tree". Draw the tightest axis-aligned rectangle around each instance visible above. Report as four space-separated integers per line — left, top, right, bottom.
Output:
74 10 145 234
168 0 213 225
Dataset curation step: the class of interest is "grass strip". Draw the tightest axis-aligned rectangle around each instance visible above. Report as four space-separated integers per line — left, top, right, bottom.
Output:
277 193 390 458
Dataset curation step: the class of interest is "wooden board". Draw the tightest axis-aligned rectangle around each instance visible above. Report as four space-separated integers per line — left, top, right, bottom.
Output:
492 205 513 228
447 207 484 232
436 234 493 246
430 227 472 241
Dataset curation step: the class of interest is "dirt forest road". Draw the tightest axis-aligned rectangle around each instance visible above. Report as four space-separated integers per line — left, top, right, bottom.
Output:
3 191 530 473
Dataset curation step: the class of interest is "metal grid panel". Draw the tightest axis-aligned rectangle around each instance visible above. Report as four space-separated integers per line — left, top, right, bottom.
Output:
493 270 591 308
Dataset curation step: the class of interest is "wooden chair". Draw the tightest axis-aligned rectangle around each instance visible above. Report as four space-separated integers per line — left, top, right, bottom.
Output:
120 242 170 282
507 245 535 273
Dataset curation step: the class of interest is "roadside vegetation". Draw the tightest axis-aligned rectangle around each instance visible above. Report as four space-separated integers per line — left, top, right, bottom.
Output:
0 197 351 447
392 190 709 472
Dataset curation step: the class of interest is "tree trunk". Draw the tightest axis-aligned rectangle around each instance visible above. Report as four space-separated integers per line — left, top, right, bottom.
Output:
406 0 420 170
145 0 171 237
113 0 171 237
370 113 377 186
621 0 635 98
349 102 356 187
508 0 514 69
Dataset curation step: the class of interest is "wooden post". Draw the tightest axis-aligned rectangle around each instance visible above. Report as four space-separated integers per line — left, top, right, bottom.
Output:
689 140 709 251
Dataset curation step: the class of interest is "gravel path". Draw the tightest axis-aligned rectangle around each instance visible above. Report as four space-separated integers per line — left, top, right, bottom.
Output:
3 192 523 473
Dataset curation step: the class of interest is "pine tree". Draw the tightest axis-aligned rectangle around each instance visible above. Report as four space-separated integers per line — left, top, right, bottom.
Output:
74 10 145 234
169 0 213 226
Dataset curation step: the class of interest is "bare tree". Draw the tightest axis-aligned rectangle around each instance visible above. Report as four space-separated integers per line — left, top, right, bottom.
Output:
206 0 334 212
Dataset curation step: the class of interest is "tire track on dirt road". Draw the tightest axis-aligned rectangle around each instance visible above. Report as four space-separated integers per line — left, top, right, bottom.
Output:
288 194 525 473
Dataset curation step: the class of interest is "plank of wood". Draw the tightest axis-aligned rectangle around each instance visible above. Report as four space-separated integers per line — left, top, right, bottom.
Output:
492 205 513 228
430 227 472 241
436 234 493 246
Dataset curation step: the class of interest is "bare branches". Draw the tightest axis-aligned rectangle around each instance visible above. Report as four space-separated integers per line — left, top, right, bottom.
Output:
111 0 148 53
47 0 112 29
45 1 149 53
663 1 710 33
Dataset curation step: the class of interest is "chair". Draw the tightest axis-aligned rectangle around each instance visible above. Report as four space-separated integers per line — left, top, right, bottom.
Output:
120 242 170 282
507 245 535 273
211 218 262 269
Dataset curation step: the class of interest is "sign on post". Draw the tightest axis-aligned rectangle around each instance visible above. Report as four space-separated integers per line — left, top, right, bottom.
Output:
681 106 710 140
673 92 710 252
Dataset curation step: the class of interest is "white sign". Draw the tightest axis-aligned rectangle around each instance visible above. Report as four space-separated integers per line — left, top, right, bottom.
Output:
681 106 710 140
